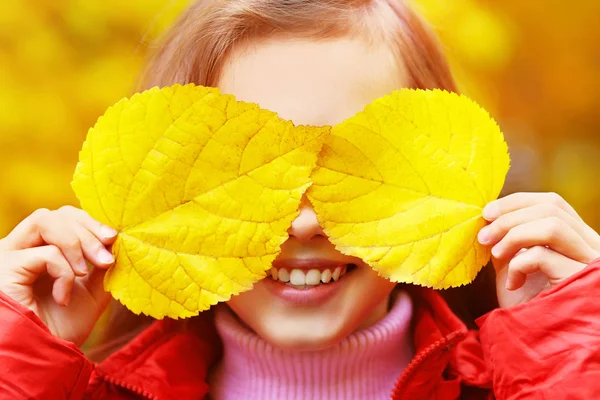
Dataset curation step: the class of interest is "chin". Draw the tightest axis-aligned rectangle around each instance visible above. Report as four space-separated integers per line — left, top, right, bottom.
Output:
252 313 351 351
226 264 397 351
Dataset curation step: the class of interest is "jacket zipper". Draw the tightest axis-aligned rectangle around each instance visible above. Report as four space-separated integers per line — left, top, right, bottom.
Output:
390 329 466 399
103 375 159 400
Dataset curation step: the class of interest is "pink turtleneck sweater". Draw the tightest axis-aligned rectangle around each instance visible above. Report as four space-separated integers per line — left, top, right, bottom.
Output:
208 291 414 399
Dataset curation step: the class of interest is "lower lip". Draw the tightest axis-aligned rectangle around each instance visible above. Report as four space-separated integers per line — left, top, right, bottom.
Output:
262 272 351 306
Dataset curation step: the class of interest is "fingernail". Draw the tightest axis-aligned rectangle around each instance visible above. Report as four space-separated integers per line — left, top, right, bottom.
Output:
64 293 71 307
76 260 88 275
504 277 514 290
491 245 502 258
101 226 118 239
478 226 491 245
482 203 501 221
98 248 115 264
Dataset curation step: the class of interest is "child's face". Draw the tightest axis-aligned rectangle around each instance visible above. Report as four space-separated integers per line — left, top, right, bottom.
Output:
219 36 409 349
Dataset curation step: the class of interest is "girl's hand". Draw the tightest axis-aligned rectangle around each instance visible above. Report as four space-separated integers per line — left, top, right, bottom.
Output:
0 206 117 346
478 192 600 308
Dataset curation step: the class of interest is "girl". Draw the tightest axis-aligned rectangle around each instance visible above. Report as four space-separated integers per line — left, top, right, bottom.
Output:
1 0 600 399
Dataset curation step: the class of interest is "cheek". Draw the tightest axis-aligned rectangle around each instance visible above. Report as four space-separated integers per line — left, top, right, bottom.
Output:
349 269 398 330
225 267 397 350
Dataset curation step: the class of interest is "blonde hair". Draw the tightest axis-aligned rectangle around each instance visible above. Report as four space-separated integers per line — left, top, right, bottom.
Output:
90 0 464 360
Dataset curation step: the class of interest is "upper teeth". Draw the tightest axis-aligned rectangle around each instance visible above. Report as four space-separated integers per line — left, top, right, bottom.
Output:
269 266 348 286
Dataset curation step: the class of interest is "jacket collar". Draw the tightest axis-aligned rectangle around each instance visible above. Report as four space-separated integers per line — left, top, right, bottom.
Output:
96 287 470 400
391 286 469 399
94 312 221 400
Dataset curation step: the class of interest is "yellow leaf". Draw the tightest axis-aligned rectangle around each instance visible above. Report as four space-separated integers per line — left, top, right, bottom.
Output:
307 89 510 289
72 84 327 319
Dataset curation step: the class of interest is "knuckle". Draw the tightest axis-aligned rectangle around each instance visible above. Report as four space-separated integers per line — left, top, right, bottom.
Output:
512 247 545 271
540 203 559 217
61 268 75 280
547 192 566 207
79 228 100 246
46 245 63 261
529 246 547 261
72 252 85 266
544 217 564 240
92 241 105 254
493 217 510 235
58 205 77 214
503 228 519 244
508 254 526 272
508 259 525 274
64 236 81 250
489 224 502 240
30 208 51 223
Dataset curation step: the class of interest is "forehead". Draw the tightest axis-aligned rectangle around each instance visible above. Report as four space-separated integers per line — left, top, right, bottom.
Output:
218 37 408 126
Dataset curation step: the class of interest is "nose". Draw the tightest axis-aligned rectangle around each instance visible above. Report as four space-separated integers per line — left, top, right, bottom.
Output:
288 202 325 242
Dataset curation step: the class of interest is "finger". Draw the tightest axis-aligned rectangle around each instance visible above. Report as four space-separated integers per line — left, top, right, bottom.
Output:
51 226 88 279
28 211 88 278
15 246 75 306
506 246 586 290
492 217 598 264
74 224 114 270
0 208 53 250
52 276 74 307
57 206 117 245
479 203 593 247
483 192 582 222
81 266 111 307
0 208 118 253
1 209 104 277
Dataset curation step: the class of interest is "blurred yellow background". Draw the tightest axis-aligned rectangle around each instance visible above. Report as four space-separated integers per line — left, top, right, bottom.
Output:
1 0 599 235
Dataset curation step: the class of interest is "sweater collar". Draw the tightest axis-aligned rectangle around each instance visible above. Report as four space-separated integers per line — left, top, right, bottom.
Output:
96 286 468 400
209 291 414 400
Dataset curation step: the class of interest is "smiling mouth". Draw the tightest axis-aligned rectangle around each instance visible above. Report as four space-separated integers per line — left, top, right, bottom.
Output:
267 263 358 288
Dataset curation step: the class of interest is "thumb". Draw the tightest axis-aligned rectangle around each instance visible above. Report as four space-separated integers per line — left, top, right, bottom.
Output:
81 266 111 310
491 254 509 274
0 246 75 307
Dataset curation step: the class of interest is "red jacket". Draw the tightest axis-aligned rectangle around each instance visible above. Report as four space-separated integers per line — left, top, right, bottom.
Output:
2 260 600 400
